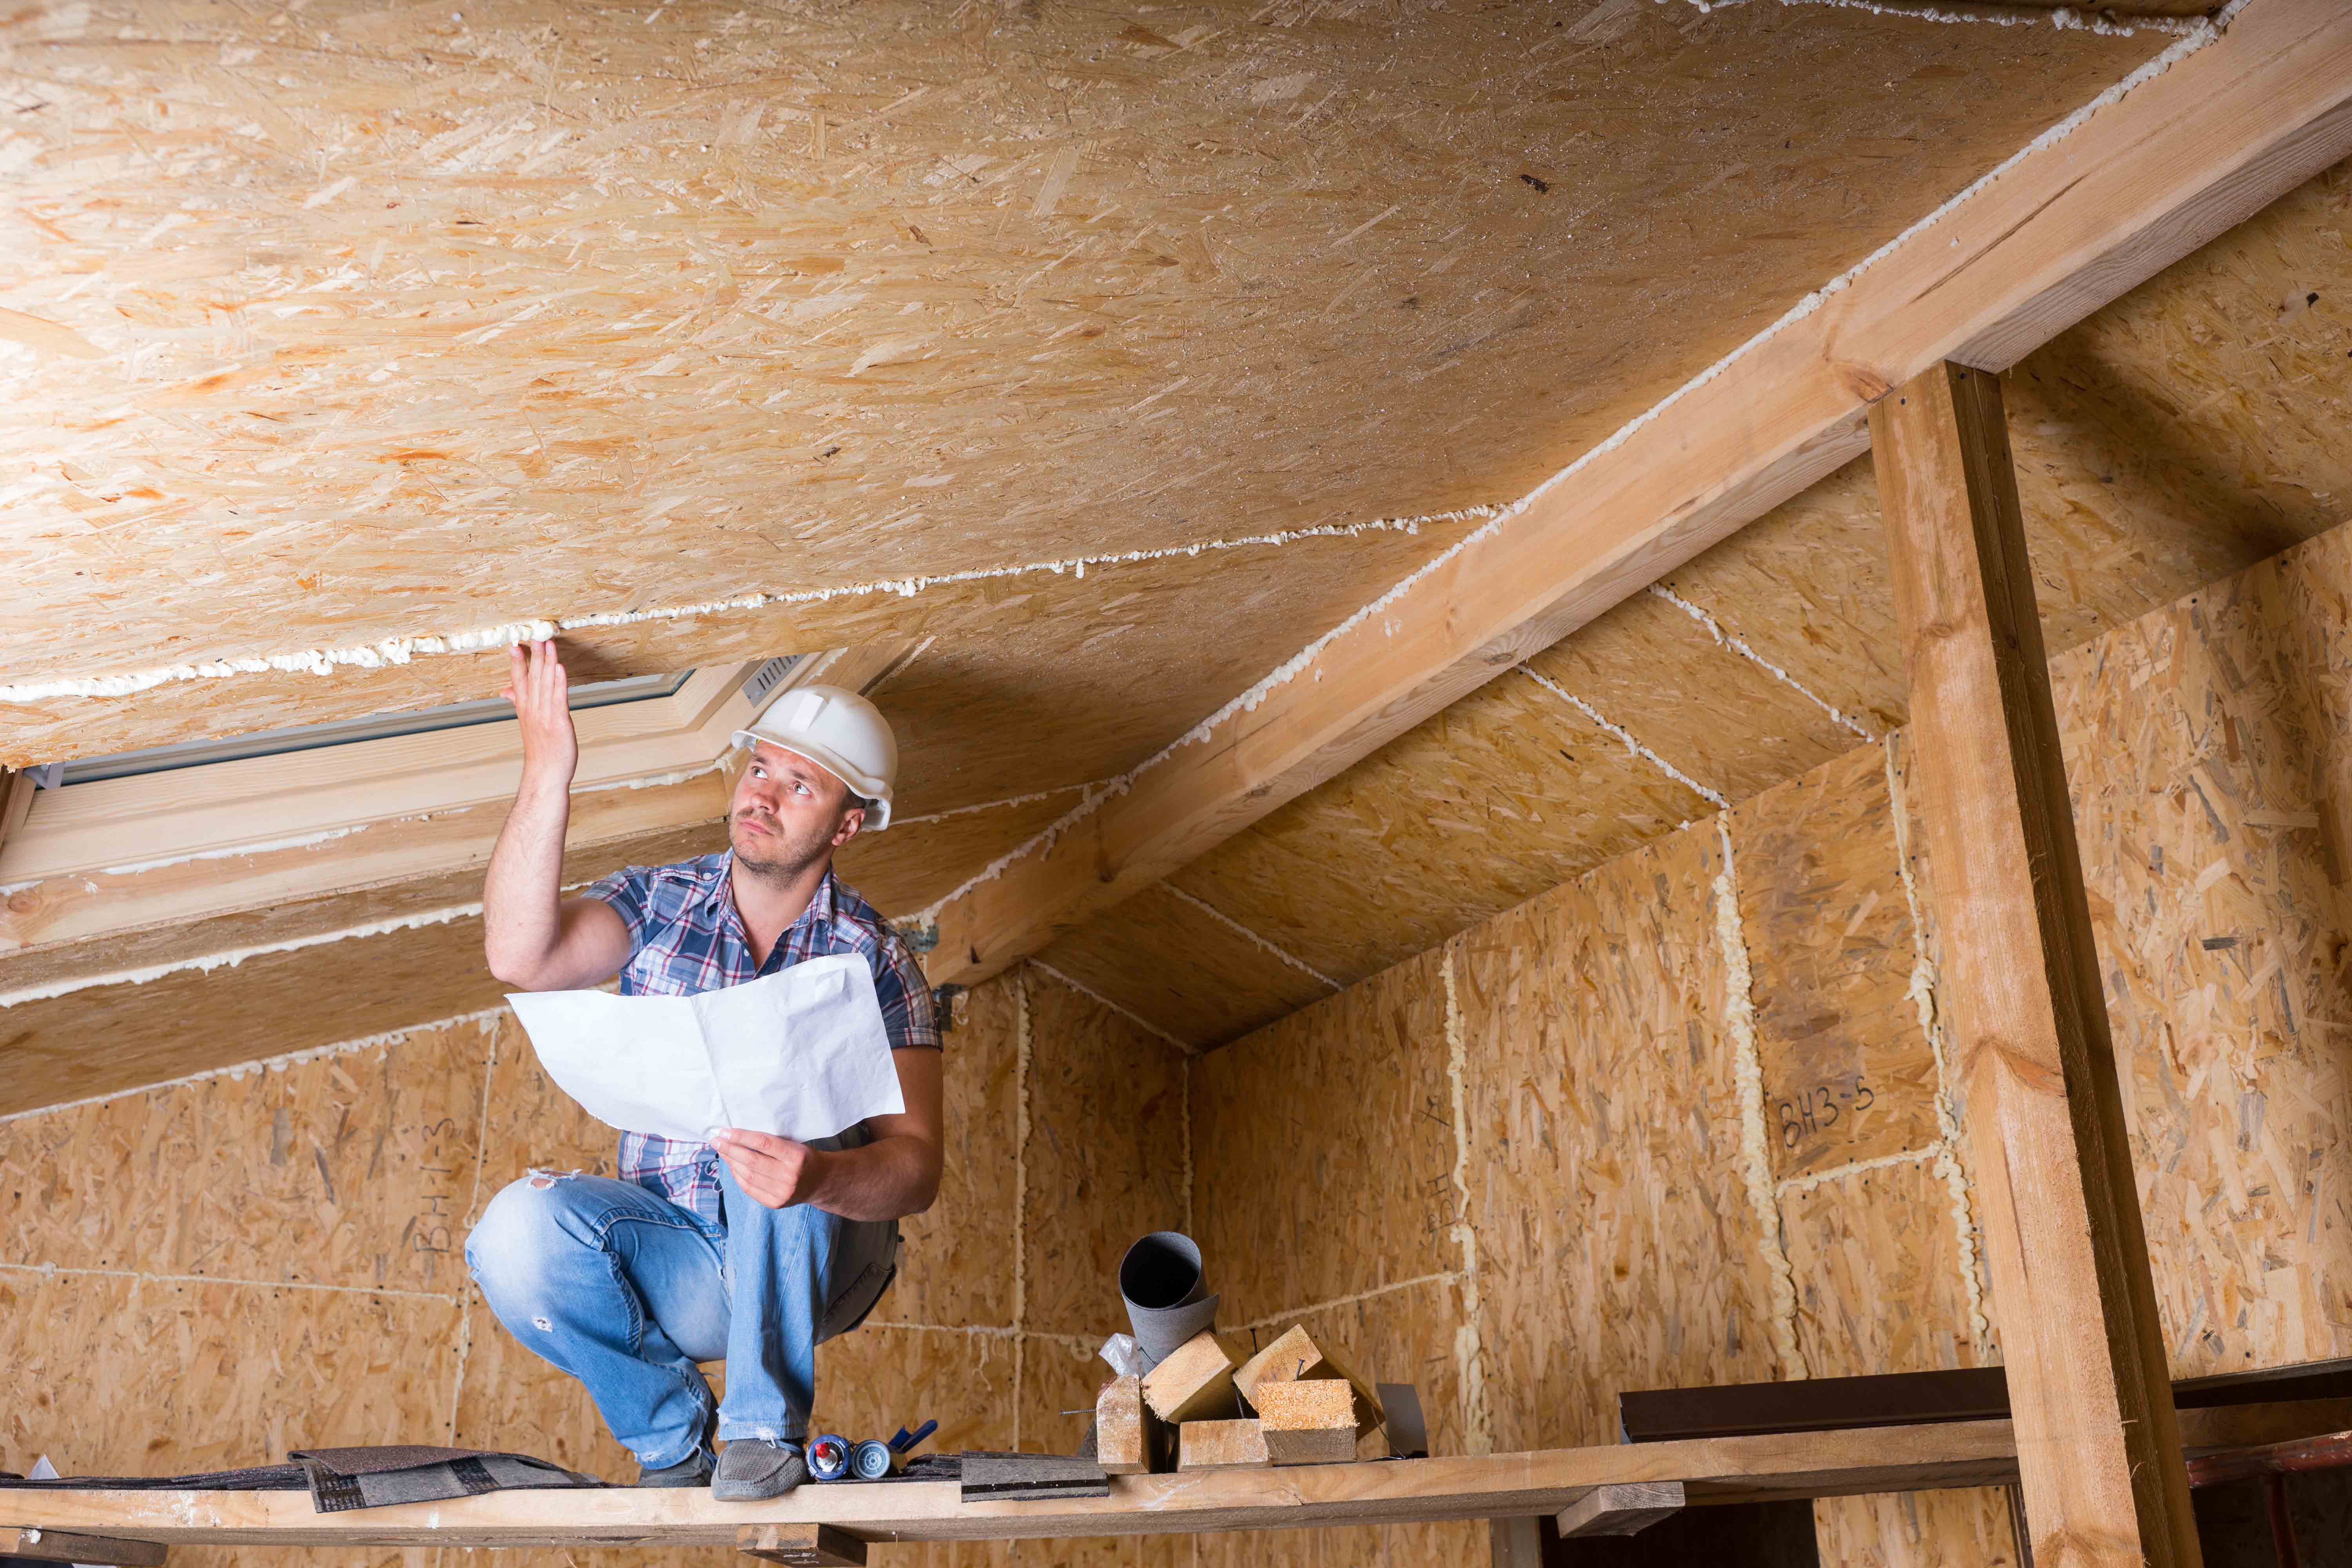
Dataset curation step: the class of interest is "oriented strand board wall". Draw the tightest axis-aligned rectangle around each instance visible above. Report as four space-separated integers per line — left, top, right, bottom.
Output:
1189 520 2352 1567
0 962 1187 1568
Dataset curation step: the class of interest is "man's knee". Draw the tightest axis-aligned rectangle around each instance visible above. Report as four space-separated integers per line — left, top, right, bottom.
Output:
465 1170 600 1307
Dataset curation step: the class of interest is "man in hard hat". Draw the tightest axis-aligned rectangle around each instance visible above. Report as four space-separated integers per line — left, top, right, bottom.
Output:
466 640 941 1501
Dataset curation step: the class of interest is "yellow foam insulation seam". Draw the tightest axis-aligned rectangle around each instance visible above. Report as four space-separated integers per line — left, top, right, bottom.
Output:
1442 948 1494 1455
1713 817 1809 1379
1883 736 1996 1357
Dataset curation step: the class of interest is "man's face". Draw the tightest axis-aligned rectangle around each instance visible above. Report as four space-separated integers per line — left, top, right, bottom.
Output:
730 742 864 881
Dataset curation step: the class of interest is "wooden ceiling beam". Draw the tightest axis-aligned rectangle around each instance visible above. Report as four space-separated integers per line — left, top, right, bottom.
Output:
922 0 2352 989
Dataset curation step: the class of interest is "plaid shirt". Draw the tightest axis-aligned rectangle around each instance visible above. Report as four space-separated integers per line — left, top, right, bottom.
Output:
581 851 939 1225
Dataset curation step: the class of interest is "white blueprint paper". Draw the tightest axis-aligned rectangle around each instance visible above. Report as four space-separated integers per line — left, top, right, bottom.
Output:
507 955 906 1143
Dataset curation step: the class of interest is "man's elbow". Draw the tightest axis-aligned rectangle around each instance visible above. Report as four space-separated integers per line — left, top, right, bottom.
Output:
898 1155 944 1219
484 940 552 991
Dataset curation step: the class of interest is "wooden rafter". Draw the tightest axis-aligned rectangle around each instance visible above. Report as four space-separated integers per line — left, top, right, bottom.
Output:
922 0 2352 989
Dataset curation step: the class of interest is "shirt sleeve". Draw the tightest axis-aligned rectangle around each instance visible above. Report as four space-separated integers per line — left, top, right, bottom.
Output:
579 864 655 951
869 928 943 1052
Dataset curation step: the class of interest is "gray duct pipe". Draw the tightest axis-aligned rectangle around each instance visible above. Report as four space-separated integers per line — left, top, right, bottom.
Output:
1118 1231 1218 1372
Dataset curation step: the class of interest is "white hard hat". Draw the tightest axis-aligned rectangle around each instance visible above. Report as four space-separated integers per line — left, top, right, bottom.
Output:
733 684 898 830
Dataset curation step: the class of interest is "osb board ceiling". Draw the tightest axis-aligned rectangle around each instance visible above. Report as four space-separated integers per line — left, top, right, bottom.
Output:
0 0 2163 772
1045 153 2352 1047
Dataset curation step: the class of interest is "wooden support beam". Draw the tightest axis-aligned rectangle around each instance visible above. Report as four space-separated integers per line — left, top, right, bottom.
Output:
1 1525 167 1565
1487 1516 1543 1568
1871 361 2198 1568
922 0 2352 989
3 1404 2336 1551
1554 1481 1684 1539
738 1522 867 1565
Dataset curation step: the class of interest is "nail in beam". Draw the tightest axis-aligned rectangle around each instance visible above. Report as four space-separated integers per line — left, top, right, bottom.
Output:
1870 361 2198 1568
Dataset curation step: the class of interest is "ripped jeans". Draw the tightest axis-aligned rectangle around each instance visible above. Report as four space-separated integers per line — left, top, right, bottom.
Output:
464 1156 889 1471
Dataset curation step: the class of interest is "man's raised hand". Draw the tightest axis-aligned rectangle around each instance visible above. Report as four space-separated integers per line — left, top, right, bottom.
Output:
504 639 579 783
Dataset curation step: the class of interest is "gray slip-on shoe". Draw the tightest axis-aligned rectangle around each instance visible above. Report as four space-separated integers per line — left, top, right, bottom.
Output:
635 1446 715 1488
711 1439 809 1501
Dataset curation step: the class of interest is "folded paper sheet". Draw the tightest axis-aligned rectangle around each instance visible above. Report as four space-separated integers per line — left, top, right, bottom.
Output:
506 955 906 1143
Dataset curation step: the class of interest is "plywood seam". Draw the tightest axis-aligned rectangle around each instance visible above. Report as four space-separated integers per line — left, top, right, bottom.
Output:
1514 666 1729 809
1181 1055 1196 1241
1661 0 2202 38
1442 948 1494 1456
445 1018 503 1445
0 1259 457 1306
1230 1271 1469 1335
0 517 1476 707
1157 882 1340 991
1644 585 1879 744
1012 964 1031 1455
1714 817 1811 1378
889 782 1101 831
1884 733 1997 1358
855 1321 1093 1346
1774 1145 1940 1199
0 1004 511 1126
1027 960 1194 1056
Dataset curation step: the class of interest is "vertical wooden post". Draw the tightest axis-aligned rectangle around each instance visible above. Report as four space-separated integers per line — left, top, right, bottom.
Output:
1871 362 2198 1568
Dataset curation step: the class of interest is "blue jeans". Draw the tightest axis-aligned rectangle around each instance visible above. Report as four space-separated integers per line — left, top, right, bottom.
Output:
466 1159 873 1470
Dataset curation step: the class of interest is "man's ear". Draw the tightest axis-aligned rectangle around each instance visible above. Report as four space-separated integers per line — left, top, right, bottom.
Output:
831 806 866 849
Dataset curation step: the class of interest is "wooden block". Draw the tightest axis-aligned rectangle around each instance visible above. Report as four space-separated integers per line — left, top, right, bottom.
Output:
739 1522 867 1566
1178 1418 1271 1471
1096 1374 1174 1475
1 1529 167 1567
1141 1328 1245 1424
1233 1324 1385 1437
1555 1481 1685 1538
1251 1377 1360 1466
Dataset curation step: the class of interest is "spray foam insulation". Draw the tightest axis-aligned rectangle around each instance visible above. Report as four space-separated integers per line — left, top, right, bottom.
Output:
0 0 2161 766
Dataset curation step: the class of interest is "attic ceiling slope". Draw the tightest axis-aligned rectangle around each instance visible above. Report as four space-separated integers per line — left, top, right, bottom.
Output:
918 0 2352 992
2 0 2153 761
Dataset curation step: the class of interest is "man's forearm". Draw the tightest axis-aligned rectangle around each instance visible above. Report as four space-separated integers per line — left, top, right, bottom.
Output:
483 771 573 984
804 1135 940 1223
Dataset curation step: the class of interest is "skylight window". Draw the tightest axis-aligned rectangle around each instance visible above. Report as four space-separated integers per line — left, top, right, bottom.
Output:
54 669 701 787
